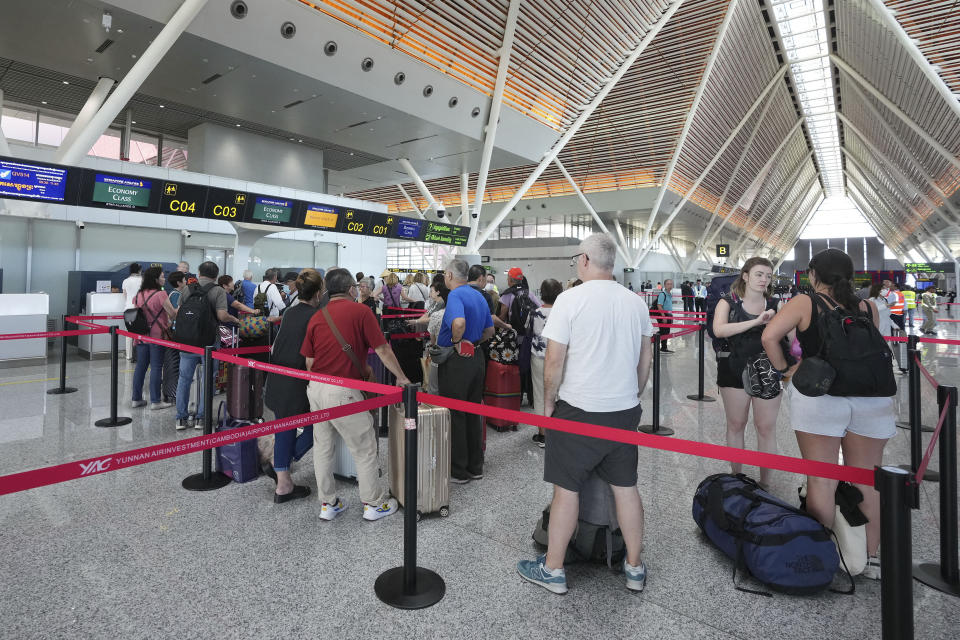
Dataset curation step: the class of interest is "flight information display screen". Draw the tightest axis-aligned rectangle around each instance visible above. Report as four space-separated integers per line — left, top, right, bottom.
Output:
0 158 70 202
79 171 158 211
249 195 294 225
423 221 470 246
300 203 341 230
394 217 424 240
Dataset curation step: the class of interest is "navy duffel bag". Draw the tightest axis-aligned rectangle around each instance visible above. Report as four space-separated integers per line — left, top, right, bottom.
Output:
693 473 850 595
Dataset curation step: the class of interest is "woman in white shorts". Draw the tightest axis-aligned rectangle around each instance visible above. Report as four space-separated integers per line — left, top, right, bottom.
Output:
761 248 894 580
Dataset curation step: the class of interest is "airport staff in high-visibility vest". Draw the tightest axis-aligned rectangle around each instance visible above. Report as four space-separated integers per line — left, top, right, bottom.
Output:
902 287 917 328
884 280 905 332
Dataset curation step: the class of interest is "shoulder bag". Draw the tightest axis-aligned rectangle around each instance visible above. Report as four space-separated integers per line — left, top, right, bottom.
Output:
790 293 837 397
321 306 379 411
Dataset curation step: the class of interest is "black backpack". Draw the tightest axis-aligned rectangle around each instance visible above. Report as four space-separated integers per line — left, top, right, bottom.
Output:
231 280 246 305
809 292 897 397
123 291 161 335
725 295 779 375
508 288 537 334
173 282 218 348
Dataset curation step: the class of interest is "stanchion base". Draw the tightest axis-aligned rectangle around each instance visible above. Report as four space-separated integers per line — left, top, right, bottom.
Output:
913 562 960 597
897 463 940 482
94 416 132 427
638 424 675 436
181 472 231 491
47 387 78 395
686 394 716 402
375 566 445 609
895 421 935 433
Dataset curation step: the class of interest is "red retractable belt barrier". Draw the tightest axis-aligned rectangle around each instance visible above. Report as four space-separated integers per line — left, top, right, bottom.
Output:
116 328 205 355
219 345 272 355
0 328 106 341
0 392 400 497
416 391 874 486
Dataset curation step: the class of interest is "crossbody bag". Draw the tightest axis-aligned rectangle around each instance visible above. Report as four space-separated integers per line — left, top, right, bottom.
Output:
321 306 378 410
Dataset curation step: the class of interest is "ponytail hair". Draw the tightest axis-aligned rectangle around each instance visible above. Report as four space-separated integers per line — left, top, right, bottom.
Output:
809 248 859 311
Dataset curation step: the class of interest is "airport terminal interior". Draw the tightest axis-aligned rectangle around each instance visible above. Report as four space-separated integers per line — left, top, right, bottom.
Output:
1 0 960 638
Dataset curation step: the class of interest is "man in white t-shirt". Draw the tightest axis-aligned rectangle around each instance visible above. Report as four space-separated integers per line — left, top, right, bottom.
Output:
517 233 654 596
121 263 142 361
255 268 286 317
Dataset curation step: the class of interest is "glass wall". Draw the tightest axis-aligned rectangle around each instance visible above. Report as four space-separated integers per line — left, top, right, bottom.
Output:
490 214 594 241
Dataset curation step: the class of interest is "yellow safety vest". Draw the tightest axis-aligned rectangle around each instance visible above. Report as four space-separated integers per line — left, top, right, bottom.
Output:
902 290 916 309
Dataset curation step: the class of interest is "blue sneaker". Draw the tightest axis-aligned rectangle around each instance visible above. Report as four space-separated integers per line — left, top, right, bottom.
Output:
517 554 567 594
624 559 647 592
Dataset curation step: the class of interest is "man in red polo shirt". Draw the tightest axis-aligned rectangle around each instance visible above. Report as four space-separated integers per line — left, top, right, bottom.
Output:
301 268 411 522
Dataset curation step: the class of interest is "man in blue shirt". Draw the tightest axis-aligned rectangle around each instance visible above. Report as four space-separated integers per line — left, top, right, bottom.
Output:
656 278 674 353
438 258 495 483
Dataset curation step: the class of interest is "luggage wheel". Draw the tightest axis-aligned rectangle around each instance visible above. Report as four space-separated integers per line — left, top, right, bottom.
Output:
416 511 422 522
439 506 450 517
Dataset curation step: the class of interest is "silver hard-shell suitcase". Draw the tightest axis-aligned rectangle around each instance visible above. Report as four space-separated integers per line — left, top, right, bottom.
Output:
389 404 451 519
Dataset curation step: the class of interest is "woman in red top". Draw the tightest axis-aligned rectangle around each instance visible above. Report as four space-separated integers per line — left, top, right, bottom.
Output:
131 266 178 410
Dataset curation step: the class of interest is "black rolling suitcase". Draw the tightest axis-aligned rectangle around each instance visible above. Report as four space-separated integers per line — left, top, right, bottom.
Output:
161 347 180 401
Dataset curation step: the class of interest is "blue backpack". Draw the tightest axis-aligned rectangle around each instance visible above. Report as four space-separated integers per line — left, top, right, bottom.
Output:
693 473 853 596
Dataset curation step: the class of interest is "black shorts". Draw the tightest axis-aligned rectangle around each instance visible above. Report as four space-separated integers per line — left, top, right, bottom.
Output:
716 355 743 389
544 400 643 492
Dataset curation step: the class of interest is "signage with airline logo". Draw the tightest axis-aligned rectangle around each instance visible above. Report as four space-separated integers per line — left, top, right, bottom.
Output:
79 170 160 211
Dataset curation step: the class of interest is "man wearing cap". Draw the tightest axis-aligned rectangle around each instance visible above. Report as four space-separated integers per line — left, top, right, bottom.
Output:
500 268 543 406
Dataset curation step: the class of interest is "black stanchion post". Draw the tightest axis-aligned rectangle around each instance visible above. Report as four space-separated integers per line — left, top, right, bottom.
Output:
48 314 77 395
877 465 915 640
914 385 960 597
640 336 674 436
375 384 445 609
898 338 939 482
94 326 132 428
686 324 715 402
182 346 231 491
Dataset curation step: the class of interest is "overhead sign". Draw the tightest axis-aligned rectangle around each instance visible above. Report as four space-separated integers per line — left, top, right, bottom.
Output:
716 244 730 257
159 181 207 217
0 154 470 248
903 262 951 273
0 159 70 202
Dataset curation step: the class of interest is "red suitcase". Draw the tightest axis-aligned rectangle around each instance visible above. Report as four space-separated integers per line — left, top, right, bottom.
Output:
484 360 521 432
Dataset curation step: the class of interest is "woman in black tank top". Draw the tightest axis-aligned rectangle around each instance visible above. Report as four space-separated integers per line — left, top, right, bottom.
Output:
712 257 782 487
760 248 891 579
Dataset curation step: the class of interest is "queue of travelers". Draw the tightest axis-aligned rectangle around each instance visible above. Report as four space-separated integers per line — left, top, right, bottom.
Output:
121 235 910 585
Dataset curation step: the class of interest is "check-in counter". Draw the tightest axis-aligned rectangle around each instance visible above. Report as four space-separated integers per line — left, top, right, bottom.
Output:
0 294 50 366
77 293 125 358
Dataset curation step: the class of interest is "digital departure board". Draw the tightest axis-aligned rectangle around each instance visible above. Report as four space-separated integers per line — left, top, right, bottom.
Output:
0 155 467 248
395 217 424 240
79 170 159 211
250 195 293 225
423 221 469 246
204 188 248 221
301 203 341 230
158 181 207 218
0 158 70 202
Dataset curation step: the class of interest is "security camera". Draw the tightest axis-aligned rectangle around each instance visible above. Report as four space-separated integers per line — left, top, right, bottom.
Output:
436 207 446 218
76 220 85 230
181 229 192 238
339 243 347 249
471 210 478 219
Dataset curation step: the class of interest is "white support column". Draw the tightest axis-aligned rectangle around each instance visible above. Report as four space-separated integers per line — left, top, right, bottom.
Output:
776 188 823 253
472 0 685 248
58 0 209 165
685 78 782 270
466 0 522 252
926 231 956 265
612 216 637 267
661 235 686 273
699 120 806 260
774 194 824 270
832 55 960 175
842 79 960 223
634 64 786 267
640 0 741 251
398 158 443 216
54 76 115 163
839 114 959 226
865 0 960 123
460 172 470 220
554 158 631 264
0 89 11 156
397 184 426 220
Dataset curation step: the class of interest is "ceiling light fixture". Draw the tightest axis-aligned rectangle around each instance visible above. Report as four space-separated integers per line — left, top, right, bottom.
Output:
158 104 164 108
62 80 69 85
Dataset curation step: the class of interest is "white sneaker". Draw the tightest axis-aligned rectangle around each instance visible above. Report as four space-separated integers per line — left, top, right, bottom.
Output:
150 401 173 410
131 400 147 408
363 497 399 521
862 555 881 580
175 418 188 431
320 498 346 521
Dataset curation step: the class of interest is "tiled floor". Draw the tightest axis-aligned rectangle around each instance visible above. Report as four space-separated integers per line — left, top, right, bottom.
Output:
0 324 958 639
